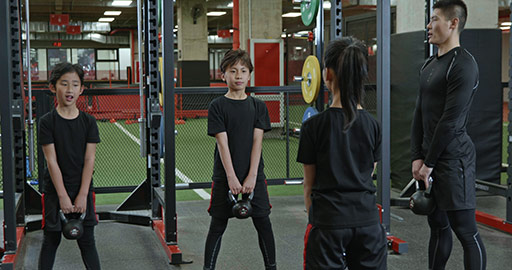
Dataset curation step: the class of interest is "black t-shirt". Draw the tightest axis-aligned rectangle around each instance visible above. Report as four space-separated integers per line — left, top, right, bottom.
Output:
297 108 381 229
208 95 271 183
411 47 479 167
39 110 101 193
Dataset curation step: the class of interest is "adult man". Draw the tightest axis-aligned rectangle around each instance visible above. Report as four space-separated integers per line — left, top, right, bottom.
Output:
411 0 486 269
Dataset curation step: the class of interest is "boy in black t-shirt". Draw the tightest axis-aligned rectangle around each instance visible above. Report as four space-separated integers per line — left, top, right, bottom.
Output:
38 63 101 269
297 37 387 269
204 49 276 270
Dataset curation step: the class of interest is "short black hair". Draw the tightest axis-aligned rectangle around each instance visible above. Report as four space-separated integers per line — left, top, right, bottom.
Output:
220 49 253 73
49 62 85 86
433 0 468 32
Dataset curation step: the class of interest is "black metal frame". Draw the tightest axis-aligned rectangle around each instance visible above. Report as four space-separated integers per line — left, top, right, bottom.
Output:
1 0 402 265
473 81 512 224
1 0 27 268
377 0 391 232
315 0 325 112
330 0 343 41
0 0 17 260
506 2 512 223
425 0 434 59
162 0 178 248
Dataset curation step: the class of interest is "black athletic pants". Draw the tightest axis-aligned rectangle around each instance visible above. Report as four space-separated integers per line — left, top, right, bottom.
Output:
203 216 276 270
428 208 486 270
303 223 387 270
39 226 101 270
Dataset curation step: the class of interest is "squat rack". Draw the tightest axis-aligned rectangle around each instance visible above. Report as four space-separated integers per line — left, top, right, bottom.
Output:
0 0 402 267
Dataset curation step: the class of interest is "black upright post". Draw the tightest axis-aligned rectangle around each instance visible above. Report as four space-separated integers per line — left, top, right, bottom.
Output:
0 0 18 258
377 0 391 232
507 2 512 223
144 0 162 218
330 0 343 41
315 0 325 112
162 0 177 244
35 91 52 192
425 0 434 58
11 0 26 198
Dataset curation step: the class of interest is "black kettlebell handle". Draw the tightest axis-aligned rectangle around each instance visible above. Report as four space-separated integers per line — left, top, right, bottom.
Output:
59 209 86 222
228 190 254 202
415 177 433 196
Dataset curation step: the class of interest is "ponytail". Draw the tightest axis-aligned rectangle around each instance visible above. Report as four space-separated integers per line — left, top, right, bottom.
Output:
324 37 368 131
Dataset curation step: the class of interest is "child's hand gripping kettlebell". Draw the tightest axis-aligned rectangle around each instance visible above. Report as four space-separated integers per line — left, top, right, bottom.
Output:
228 190 254 219
59 210 86 240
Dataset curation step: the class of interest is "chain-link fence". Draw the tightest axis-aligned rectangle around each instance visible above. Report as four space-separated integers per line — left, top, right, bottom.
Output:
0 86 378 193
27 89 146 192
174 90 305 184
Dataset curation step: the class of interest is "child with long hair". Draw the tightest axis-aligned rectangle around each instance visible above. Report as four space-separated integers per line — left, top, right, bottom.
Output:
297 37 387 270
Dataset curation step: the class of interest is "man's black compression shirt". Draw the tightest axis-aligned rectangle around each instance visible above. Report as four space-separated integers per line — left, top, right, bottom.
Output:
411 47 479 167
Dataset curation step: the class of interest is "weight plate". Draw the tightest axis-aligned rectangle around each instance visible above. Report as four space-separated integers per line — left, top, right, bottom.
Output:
302 106 319 123
301 55 321 104
301 0 319 26
158 0 162 27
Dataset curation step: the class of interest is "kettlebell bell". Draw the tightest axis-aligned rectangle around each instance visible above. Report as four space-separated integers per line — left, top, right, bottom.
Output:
409 179 436 216
228 190 254 219
59 210 86 240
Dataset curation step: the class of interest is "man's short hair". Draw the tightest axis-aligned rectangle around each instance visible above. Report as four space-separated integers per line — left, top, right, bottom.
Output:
433 0 468 32
220 49 254 73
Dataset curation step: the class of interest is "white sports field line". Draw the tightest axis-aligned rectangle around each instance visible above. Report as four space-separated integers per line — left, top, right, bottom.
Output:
113 122 211 200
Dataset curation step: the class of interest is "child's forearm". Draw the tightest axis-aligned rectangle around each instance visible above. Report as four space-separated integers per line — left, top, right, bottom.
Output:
247 128 264 178
215 132 237 178
78 144 96 196
42 145 68 199
303 164 316 214
47 161 68 199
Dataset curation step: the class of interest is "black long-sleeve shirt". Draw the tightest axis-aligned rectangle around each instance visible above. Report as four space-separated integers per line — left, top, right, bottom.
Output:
411 47 479 167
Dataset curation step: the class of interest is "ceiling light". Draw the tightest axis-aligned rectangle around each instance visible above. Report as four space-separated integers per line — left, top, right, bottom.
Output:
500 26 510 30
227 2 233 8
323 1 331 10
104 11 122 16
99 17 115 22
501 22 512 26
207 11 226 16
282 12 301 18
112 1 132 7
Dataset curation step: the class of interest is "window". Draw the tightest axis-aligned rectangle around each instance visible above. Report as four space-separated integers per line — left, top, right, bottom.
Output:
72 49 96 80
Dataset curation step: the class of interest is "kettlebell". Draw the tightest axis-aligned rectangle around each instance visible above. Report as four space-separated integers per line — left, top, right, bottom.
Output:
228 190 254 219
409 179 436 216
59 210 86 240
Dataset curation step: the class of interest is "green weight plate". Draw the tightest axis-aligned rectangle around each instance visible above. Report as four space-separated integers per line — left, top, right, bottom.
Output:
158 0 162 27
301 0 319 27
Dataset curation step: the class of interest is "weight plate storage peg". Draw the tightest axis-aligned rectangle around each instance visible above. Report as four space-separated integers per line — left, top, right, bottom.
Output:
301 55 321 104
300 0 320 26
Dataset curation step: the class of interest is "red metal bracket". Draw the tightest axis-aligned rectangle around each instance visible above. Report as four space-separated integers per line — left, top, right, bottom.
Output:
387 235 408 254
152 219 191 265
1 226 26 269
475 210 512 234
